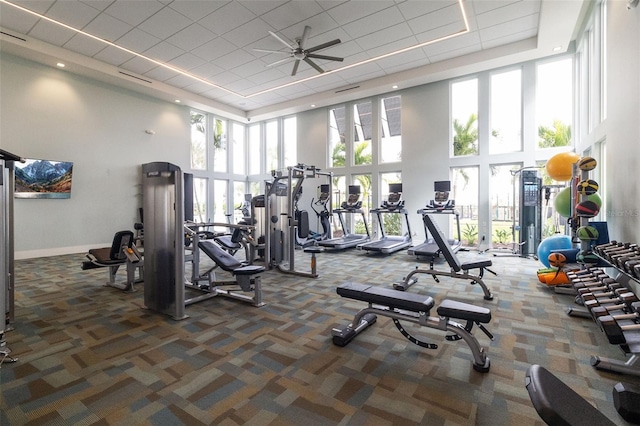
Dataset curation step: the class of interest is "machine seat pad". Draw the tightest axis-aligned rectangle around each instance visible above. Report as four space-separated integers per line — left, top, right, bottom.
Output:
215 235 242 250
304 246 324 253
337 282 434 313
88 247 124 265
234 265 265 276
437 299 491 323
461 259 492 270
198 240 242 272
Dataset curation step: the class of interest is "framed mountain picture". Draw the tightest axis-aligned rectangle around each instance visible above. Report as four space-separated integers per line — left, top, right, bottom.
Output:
14 158 74 199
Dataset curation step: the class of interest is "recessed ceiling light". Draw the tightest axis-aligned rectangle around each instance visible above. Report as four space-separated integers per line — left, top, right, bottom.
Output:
310 104 316 108
392 85 398 89
56 62 65 68
552 46 562 52
174 99 181 103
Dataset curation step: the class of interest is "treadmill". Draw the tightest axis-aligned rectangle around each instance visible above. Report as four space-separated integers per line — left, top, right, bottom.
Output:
318 185 370 250
357 183 412 254
408 180 462 259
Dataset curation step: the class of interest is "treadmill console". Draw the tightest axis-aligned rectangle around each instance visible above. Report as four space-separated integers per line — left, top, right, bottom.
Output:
428 181 454 211
382 183 404 211
342 185 362 210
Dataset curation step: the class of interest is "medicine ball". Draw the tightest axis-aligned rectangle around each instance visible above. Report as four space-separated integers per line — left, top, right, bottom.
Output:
578 156 597 171
577 225 599 241
548 252 567 268
577 179 599 196
576 200 600 217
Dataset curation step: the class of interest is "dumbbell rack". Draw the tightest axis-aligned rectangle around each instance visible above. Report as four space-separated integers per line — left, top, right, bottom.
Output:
566 242 640 377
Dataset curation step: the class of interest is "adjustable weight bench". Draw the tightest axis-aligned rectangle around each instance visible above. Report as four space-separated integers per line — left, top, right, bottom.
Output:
190 239 265 307
81 230 143 292
332 282 493 372
395 214 495 300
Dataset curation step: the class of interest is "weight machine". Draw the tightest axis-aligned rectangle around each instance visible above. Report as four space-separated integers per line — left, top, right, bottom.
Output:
1 149 24 366
263 164 332 278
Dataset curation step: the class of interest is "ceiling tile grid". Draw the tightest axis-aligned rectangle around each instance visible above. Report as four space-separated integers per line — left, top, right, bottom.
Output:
0 0 552 112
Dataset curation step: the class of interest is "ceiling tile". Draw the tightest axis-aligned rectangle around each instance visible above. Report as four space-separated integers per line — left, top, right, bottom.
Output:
115 28 161 53
168 52 206 71
191 37 238 62
239 1 288 16
471 0 523 16
11 0 54 15
143 66 180 82
189 62 224 79
215 49 256 69
93 45 135 66
28 20 75 46
223 18 275 48
143 41 184 62
47 0 101 29
121 55 158 75
137 6 193 39
326 1 395 26
0 3 40 34
260 1 324 31
80 0 112 12
83 12 132 42
197 2 256 36
479 13 539 43
166 23 217 51
354 22 414 51
397 0 457 20
428 43 482 63
422 31 481 57
169 1 227 22
475 0 541 30
343 6 405 39
103 0 165 27
63 34 106 57
407 3 464 35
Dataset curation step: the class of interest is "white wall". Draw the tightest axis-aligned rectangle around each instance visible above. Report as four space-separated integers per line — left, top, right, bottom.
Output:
603 3 640 241
1 54 190 258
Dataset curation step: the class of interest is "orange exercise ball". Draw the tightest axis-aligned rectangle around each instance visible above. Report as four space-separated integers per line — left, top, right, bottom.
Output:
545 151 580 181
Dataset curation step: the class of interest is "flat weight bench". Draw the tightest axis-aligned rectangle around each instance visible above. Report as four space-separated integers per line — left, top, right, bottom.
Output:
332 282 493 372
192 239 265 307
394 214 495 300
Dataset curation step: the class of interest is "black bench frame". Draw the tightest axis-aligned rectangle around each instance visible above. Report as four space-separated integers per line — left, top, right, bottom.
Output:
395 214 495 300
332 282 493 372
186 227 265 307
81 230 143 292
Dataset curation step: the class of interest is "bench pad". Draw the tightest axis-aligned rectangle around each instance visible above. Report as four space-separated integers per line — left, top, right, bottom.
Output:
437 299 491 323
337 282 434 313
234 265 265 275
461 260 492 270
198 240 242 271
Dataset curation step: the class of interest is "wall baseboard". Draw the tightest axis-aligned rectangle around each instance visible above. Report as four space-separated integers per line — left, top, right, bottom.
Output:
15 244 108 260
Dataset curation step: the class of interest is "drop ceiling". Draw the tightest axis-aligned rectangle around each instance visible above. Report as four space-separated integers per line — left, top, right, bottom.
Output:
0 0 588 121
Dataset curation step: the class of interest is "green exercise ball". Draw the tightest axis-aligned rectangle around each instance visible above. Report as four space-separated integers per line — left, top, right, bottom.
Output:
554 187 572 218
587 192 602 208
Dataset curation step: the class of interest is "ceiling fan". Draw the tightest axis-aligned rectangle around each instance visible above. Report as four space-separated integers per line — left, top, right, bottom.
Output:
254 26 343 76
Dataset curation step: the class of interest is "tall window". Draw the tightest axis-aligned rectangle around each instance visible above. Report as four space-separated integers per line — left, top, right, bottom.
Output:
451 167 479 246
193 177 207 222
380 95 402 163
213 179 228 229
329 106 346 168
248 124 261 175
490 69 522 154
190 111 206 170
489 164 521 247
353 101 372 165
380 172 403 235
213 118 228 172
265 120 279 172
536 58 573 149
233 181 247 222
352 173 372 236
332 175 345 237
451 78 479 157
283 116 297 167
232 122 245 174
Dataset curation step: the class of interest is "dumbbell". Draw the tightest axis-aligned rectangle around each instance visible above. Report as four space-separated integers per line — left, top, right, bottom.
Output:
599 243 632 258
593 241 619 254
604 245 638 262
580 289 629 306
590 301 640 319
624 258 640 275
611 249 640 268
577 282 622 296
584 292 638 312
597 314 640 345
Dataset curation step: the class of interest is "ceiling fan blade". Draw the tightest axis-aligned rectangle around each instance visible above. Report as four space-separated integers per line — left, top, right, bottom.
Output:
306 53 344 62
268 30 294 50
306 39 341 53
299 25 311 48
253 48 290 54
266 56 294 67
304 57 325 74
291 60 300 76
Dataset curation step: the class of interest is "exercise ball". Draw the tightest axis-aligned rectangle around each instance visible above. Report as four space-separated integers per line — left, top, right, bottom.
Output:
537 235 573 267
554 187 572 218
545 151 580 181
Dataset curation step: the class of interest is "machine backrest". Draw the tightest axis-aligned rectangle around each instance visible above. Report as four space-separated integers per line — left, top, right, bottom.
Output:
198 240 242 272
110 230 134 261
423 214 462 272
525 364 616 426
296 210 310 238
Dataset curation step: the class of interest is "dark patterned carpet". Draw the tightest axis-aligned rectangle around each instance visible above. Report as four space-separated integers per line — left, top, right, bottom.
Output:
2 247 637 425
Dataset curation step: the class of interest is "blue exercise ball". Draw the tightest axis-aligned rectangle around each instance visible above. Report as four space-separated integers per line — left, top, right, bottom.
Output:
537 235 573 267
